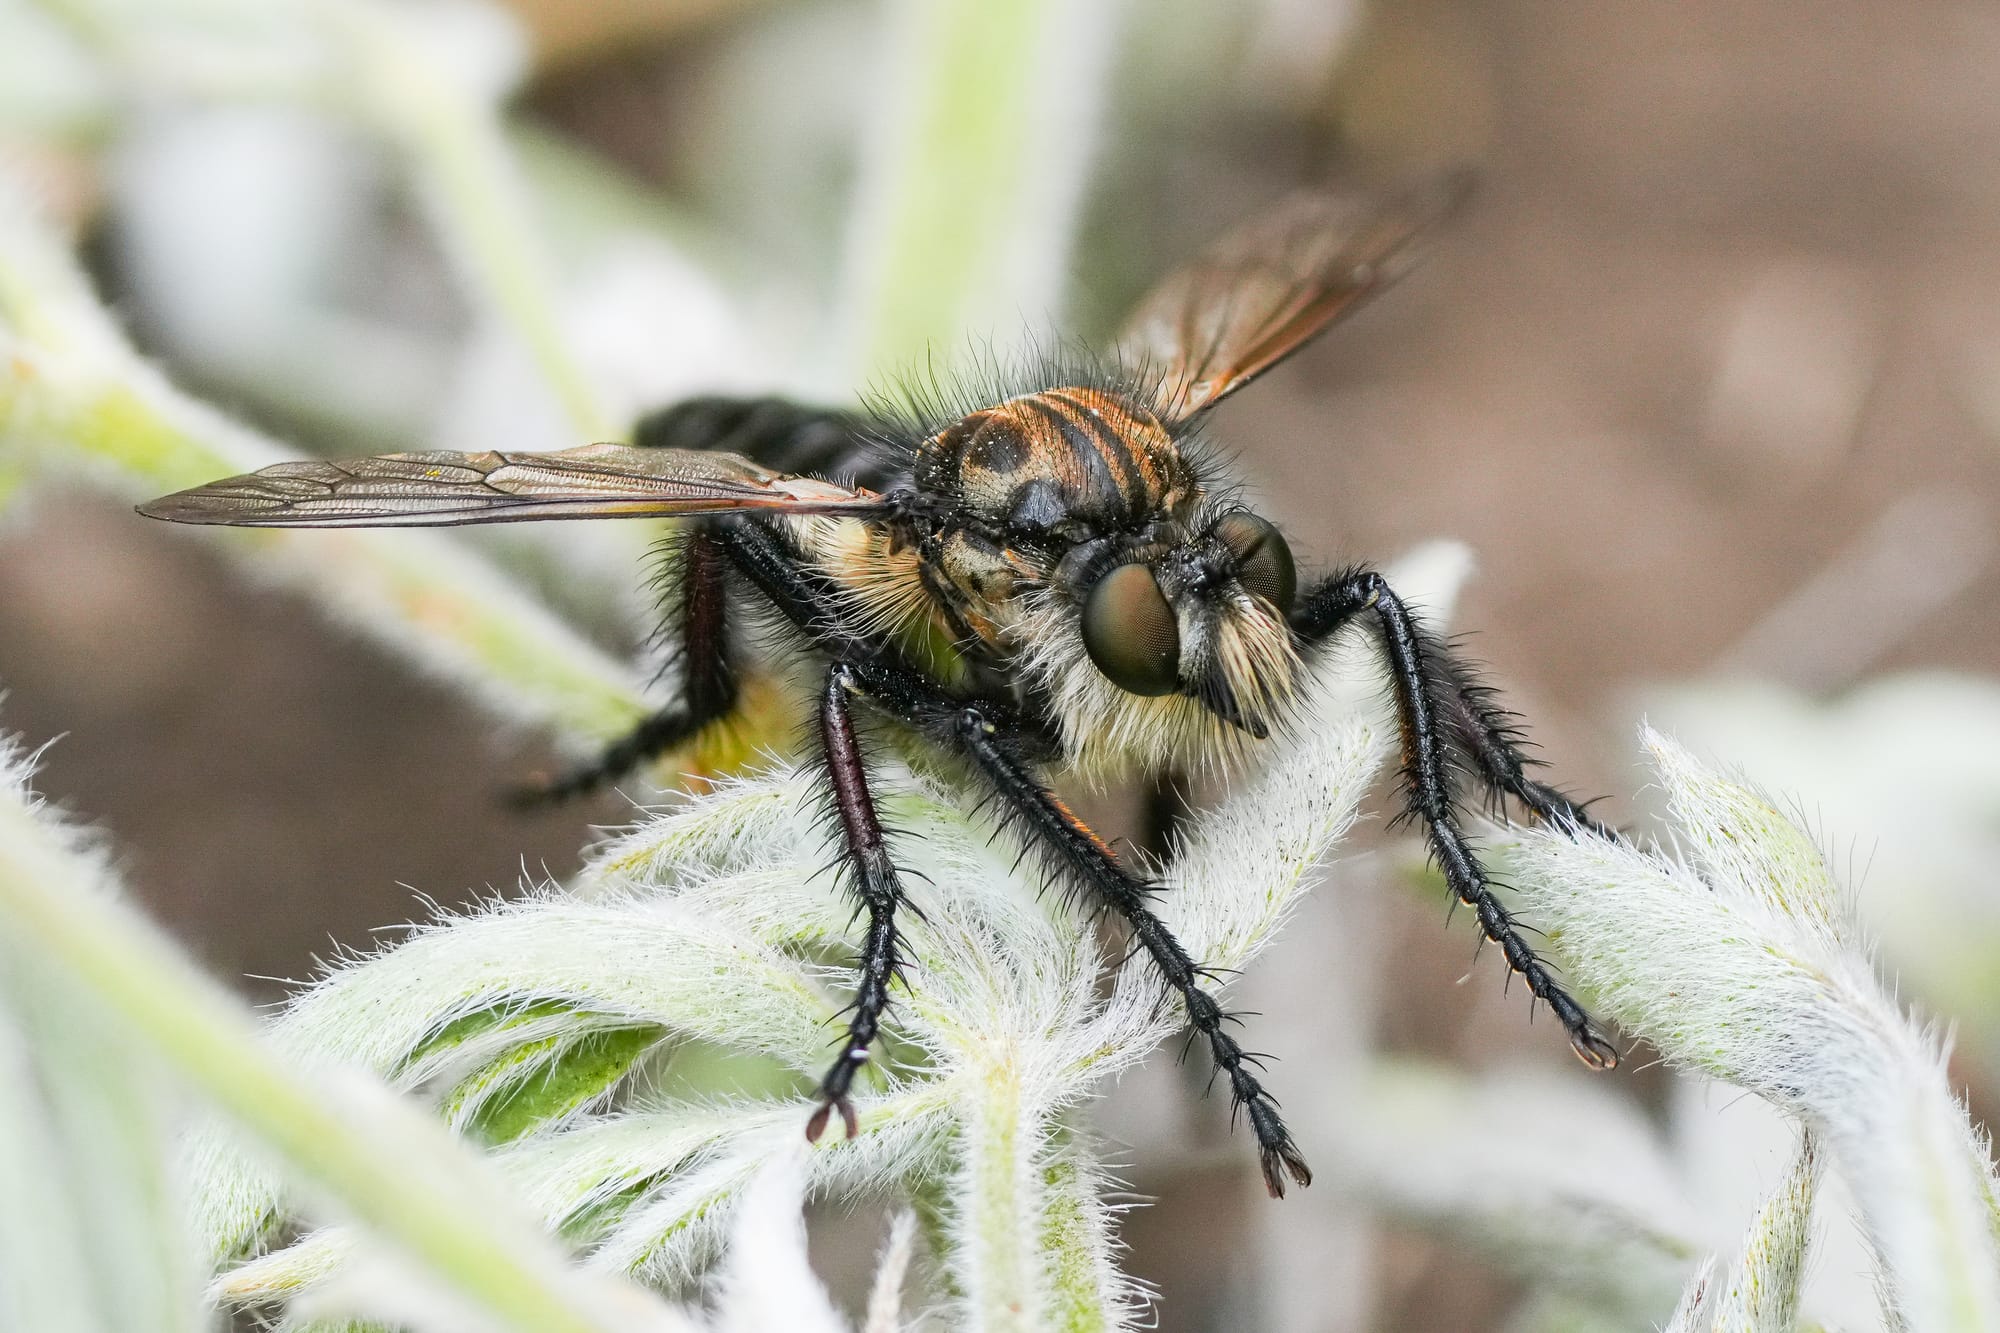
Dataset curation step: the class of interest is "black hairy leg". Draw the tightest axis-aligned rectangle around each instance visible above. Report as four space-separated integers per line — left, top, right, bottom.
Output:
1431 656 1616 838
510 526 739 805
516 395 880 806
1295 583 1608 836
841 662 1311 1197
805 663 908 1142
713 518 1312 1196
948 702 1312 1198
1292 567 1619 1070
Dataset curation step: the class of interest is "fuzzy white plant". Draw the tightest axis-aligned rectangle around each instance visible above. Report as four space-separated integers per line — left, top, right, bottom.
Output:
1507 728 2000 1332
0 732 698 1333
1649 675 2000 1067
177 542 1469 1329
0 723 959 1333
1646 1127 1822 1333
1709 1131 1819 1331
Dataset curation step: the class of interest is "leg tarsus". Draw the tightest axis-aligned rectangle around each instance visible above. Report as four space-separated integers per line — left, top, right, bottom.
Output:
1249 1100 1314 1198
805 1086 861 1143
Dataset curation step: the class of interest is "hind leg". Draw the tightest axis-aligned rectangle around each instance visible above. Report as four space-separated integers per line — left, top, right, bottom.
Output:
511 525 738 805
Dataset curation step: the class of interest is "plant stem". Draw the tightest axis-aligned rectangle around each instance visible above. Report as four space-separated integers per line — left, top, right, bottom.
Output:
0 209 649 744
836 0 1121 388
1038 1131 1127 1332
959 1056 1041 1332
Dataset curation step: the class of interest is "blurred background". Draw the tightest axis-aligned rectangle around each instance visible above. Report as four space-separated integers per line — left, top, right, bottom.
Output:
2 0 1997 1328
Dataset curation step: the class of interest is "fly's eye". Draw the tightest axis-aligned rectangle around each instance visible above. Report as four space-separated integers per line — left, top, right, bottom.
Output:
1080 563 1181 696
1213 512 1296 615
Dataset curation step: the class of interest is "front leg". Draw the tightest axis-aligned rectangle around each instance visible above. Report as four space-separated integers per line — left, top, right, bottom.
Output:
1294 569 1610 837
806 663 909 1142
953 708 1314 1197
833 660 1312 1198
1293 567 1619 1069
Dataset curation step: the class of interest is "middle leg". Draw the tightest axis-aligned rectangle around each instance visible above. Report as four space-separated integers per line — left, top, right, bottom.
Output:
952 704 1313 1198
806 662 910 1142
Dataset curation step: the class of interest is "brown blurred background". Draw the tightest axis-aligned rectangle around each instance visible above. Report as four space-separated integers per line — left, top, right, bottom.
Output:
3 1 1997 1328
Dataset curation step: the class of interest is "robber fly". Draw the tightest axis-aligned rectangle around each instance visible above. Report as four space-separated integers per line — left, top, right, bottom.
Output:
139 177 1617 1198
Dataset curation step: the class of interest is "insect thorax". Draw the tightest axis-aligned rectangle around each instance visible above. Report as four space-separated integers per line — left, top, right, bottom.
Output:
893 388 1185 654
911 387 1196 539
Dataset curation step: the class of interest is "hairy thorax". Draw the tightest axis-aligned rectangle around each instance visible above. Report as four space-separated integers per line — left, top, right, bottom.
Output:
910 386 1199 648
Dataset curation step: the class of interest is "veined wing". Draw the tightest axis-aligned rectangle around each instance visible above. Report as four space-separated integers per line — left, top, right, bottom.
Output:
136 444 888 528
1117 174 1469 423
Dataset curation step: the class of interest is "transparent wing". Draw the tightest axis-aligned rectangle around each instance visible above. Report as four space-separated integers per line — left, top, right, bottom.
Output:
1117 174 1469 423
136 444 888 528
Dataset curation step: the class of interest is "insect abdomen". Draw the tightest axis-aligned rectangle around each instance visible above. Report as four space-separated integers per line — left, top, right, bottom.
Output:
633 396 893 490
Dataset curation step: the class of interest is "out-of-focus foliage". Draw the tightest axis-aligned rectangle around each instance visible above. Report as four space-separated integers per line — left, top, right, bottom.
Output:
1510 731 2000 1331
1649 675 2000 1070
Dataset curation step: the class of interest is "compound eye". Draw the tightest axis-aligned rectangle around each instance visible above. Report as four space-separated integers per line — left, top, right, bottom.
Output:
1213 512 1296 615
1080 563 1181 696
